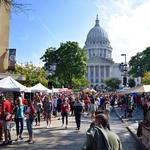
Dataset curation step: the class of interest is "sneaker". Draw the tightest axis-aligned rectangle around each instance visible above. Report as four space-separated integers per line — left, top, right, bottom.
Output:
25 139 30 142
19 136 23 140
28 140 34 144
8 140 13 145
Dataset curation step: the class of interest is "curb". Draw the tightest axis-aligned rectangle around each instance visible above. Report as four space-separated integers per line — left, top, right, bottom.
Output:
114 109 148 150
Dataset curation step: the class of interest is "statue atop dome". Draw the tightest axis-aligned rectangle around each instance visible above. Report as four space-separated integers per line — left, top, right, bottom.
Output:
95 14 99 26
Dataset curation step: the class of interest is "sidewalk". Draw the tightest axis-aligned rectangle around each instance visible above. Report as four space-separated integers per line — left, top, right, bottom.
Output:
114 106 147 150
0 115 90 150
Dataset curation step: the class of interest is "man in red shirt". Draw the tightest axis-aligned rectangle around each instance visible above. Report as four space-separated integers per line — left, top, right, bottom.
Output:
0 102 4 142
1 94 13 144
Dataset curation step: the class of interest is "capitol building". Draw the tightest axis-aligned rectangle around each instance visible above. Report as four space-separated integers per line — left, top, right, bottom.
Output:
84 15 122 87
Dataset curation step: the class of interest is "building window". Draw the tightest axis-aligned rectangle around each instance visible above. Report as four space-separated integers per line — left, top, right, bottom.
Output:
104 49 106 57
106 66 110 77
90 66 94 79
95 66 99 78
91 78 94 83
101 78 104 83
96 79 99 83
93 51 95 56
101 66 104 78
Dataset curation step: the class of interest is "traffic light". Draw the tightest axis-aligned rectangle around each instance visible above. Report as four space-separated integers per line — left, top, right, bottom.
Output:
48 81 53 89
123 76 127 86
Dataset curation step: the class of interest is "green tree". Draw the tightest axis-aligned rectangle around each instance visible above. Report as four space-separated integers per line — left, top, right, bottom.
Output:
15 63 48 87
129 47 150 77
72 76 89 90
105 78 121 91
41 41 87 88
0 0 29 11
128 78 136 88
142 72 150 85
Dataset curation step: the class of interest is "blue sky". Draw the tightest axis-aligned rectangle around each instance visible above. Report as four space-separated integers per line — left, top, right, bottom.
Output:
9 0 150 66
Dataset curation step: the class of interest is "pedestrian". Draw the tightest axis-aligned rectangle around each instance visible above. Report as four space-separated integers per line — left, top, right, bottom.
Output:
25 99 36 144
57 95 63 120
1 94 13 145
95 114 122 150
14 97 24 141
81 113 122 150
61 97 70 128
89 97 98 121
43 96 53 128
0 98 4 143
33 94 42 126
74 97 83 130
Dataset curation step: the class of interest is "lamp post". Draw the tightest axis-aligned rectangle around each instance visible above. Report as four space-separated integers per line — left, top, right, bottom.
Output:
121 54 127 87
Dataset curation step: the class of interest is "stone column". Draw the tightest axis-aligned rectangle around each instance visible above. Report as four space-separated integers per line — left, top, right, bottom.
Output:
104 66 106 80
0 1 11 72
93 65 96 85
99 65 101 83
88 66 90 82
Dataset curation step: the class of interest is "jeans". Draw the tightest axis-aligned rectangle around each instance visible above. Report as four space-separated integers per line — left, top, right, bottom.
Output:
61 112 68 125
26 116 34 136
75 113 81 128
35 111 40 125
15 118 24 136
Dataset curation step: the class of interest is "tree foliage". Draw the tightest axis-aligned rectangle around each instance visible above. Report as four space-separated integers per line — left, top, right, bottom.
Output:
0 0 30 12
41 41 87 88
15 63 48 87
129 47 150 77
128 78 136 88
72 77 89 89
105 78 121 91
142 72 150 85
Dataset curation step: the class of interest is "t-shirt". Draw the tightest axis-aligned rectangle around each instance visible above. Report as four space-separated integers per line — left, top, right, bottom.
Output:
2 99 13 114
15 105 24 118
44 101 52 113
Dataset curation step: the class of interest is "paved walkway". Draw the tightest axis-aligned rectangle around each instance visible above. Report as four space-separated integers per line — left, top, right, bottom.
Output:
110 110 142 150
0 111 143 150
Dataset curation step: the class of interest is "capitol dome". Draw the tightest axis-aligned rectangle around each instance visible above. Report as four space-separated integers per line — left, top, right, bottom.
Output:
85 15 110 46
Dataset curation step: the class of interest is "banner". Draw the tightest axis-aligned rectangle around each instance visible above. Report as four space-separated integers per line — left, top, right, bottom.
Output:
8 49 16 71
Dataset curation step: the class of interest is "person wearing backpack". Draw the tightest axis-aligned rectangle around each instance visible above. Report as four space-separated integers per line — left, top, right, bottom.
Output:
81 113 122 150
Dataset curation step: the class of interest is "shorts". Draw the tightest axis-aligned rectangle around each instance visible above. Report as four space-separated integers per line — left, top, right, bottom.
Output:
3 121 11 130
57 107 61 113
45 113 51 119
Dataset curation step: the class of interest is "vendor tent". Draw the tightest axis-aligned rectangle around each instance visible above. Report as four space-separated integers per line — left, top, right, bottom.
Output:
0 76 28 92
121 85 150 94
131 85 150 93
29 83 51 93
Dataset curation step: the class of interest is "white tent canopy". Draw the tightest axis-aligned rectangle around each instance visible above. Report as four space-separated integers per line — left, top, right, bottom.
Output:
29 83 52 93
0 76 28 92
131 85 150 93
120 85 150 94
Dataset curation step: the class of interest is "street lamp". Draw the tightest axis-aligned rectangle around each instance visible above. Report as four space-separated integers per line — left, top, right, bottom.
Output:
121 54 127 86
121 54 126 64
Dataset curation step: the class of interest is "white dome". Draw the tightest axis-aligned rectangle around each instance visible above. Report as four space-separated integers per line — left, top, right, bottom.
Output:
85 16 110 46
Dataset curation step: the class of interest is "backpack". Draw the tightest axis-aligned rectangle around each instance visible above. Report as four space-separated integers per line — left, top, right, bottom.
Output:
81 125 111 150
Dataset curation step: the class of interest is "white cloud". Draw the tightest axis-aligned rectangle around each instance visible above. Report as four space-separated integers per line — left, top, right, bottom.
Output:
94 0 150 63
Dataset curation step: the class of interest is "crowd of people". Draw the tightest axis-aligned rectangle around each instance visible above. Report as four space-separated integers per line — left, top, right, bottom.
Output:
0 90 150 149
